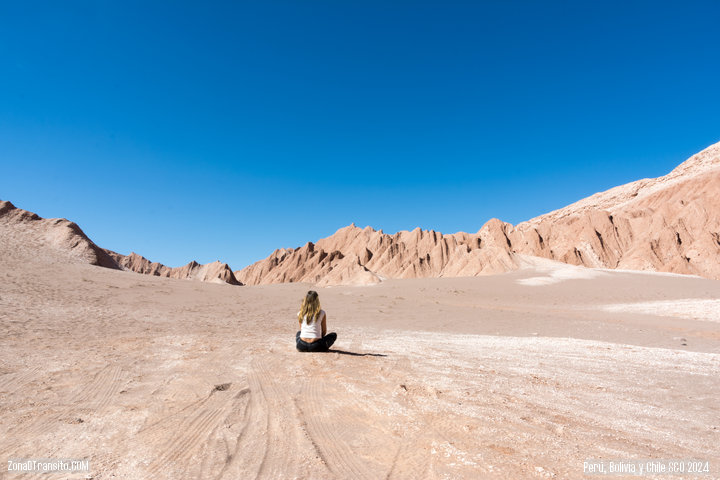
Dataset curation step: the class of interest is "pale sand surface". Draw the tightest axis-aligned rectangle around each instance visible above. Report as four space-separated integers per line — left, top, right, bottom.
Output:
599 300 720 323
1 239 719 478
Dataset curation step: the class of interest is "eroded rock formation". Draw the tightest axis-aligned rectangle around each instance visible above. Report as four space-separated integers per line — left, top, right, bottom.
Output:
0 200 120 269
0 200 241 286
236 141 720 285
105 251 242 285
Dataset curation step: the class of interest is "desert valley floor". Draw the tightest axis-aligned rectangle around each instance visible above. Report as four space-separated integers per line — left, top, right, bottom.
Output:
1 242 719 479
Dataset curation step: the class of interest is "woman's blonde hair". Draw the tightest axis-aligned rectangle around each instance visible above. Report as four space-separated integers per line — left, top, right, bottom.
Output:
298 290 321 324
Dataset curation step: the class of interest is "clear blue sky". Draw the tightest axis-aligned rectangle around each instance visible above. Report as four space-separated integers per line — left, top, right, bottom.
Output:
1 1 719 270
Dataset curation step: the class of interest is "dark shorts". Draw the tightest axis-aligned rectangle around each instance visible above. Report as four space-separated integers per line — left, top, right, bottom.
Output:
296 331 337 352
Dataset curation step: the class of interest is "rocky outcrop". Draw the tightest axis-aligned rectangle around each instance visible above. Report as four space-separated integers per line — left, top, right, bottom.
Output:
105 251 170 276
234 242 372 286
106 251 242 285
0 200 121 269
0 200 241 286
236 141 720 285
168 260 241 285
510 142 720 278
5 141 718 287
234 220 522 286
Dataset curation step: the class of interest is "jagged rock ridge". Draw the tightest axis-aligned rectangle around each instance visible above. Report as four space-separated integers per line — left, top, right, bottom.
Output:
105 251 242 286
0 200 241 286
235 141 720 285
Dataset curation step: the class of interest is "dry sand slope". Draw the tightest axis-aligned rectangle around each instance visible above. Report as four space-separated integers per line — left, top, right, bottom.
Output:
1 230 720 479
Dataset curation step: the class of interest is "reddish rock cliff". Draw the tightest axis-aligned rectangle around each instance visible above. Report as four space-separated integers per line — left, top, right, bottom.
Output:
235 142 720 285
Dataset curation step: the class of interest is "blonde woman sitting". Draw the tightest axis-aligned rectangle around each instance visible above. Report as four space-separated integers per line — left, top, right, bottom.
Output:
296 290 337 352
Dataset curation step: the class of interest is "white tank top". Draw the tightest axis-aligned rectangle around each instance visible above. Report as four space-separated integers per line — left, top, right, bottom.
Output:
299 310 325 339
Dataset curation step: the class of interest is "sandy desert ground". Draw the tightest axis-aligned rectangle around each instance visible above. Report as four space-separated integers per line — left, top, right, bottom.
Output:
1 230 719 479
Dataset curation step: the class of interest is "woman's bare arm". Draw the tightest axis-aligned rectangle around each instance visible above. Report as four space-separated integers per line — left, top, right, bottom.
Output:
321 312 327 337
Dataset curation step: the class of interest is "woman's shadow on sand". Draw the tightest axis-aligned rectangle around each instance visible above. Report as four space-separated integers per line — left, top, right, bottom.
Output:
328 349 387 357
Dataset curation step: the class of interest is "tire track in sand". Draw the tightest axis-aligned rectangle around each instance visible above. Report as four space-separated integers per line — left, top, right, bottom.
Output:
0 363 124 458
301 376 377 480
0 366 40 394
378 357 433 480
71 364 123 410
381 356 492 478
212 374 268 479
201 390 252 480
145 386 248 479
246 357 299 480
